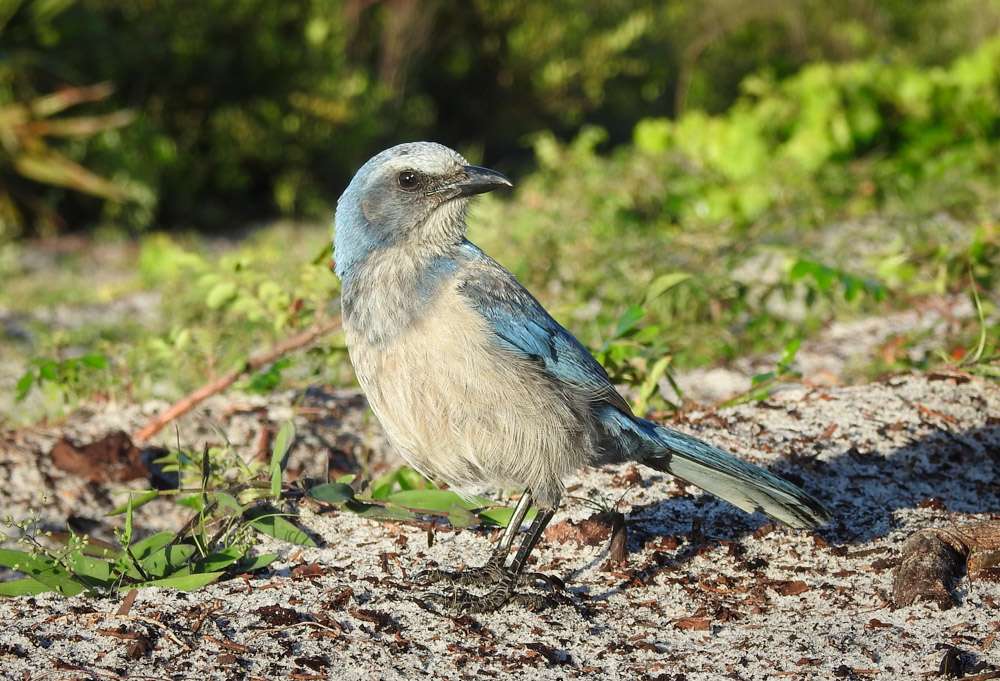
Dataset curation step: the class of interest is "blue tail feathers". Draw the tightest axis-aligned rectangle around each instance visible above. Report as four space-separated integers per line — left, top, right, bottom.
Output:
598 408 831 529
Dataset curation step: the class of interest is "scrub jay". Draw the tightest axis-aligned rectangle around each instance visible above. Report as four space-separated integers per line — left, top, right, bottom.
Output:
334 142 830 613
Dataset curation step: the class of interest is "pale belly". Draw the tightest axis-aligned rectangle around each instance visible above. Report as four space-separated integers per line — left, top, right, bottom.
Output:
345 288 589 506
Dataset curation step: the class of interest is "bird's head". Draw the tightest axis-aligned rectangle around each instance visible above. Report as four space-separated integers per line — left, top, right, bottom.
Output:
333 142 511 278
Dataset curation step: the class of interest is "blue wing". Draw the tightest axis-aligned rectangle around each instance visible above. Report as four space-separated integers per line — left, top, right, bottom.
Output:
456 242 632 414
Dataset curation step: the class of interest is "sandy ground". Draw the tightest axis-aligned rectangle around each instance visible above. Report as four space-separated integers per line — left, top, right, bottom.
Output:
0 373 998 680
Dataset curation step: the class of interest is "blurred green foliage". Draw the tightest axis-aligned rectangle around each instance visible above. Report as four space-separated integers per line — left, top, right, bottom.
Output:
1 0 999 236
1 2 997 422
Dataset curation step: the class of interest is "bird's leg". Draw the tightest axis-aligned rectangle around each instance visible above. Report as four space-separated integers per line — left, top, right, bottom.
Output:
465 504 558 613
415 489 533 587
423 497 561 614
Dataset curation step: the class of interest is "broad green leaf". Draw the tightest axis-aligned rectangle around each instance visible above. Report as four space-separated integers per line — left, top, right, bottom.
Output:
139 544 197 579
645 272 692 302
205 281 237 309
236 553 279 574
0 577 52 597
129 531 174 559
14 151 129 200
307 482 355 504
345 500 416 522
270 421 295 498
176 494 204 510
385 489 492 514
479 506 538 527
127 571 223 592
67 554 112 582
0 549 85 597
14 371 33 402
195 547 246 572
369 469 402 499
80 353 109 369
212 491 245 513
447 505 477 529
396 467 432 490
247 508 316 547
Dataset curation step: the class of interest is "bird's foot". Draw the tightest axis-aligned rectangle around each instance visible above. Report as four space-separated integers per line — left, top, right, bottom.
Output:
418 569 565 614
413 557 506 588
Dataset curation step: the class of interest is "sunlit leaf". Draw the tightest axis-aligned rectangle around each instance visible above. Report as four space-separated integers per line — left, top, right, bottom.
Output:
127 571 224 592
247 507 316 547
385 489 492 514
270 421 295 498
0 549 85 597
14 151 129 200
0 577 52 597
307 482 355 504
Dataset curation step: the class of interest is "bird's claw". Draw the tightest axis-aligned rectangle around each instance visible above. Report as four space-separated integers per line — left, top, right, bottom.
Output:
417 566 565 614
413 560 506 588
423 581 552 614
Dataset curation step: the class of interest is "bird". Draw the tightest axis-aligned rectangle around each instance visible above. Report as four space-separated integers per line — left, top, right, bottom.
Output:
333 141 831 613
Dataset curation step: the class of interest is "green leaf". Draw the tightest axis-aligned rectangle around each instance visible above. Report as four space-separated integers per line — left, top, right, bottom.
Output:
129 531 175 559
122 494 135 547
368 467 425 499
385 489 492 514
779 338 802 368
195 547 246 572
236 553 279 574
138 544 197 579
395 467 431 490
176 494 204 510
633 354 672 416
38 360 58 381
344 500 416 522
67 554 113 582
127 571 223 592
212 491 245 513
614 305 646 337
447 505 477 529
307 482 355 504
247 507 316 547
645 272 692 302
0 577 52 597
0 549 85 597
80 353 108 369
14 371 34 402
247 357 292 394
270 421 295 498
479 506 538 527
14 151 130 200
205 281 238 309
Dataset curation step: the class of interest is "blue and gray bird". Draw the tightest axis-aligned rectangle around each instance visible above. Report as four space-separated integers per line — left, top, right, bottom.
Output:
334 142 830 612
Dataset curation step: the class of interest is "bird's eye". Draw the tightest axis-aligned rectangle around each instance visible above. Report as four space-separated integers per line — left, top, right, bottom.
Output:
397 171 420 191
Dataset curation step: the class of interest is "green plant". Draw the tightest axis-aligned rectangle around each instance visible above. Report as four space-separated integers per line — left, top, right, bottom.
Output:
721 338 804 407
306 466 536 530
0 421 307 598
0 83 138 239
15 352 110 403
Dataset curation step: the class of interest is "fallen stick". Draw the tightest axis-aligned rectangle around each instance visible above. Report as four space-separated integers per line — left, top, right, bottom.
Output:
132 316 342 444
893 519 1000 608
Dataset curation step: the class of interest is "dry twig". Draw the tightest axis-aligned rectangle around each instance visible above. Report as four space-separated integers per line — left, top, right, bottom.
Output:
133 316 342 443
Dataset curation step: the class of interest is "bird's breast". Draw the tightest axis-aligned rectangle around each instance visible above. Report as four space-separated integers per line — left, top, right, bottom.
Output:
344 282 589 504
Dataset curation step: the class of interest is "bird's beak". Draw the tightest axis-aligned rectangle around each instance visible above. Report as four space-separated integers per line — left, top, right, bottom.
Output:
451 165 513 198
